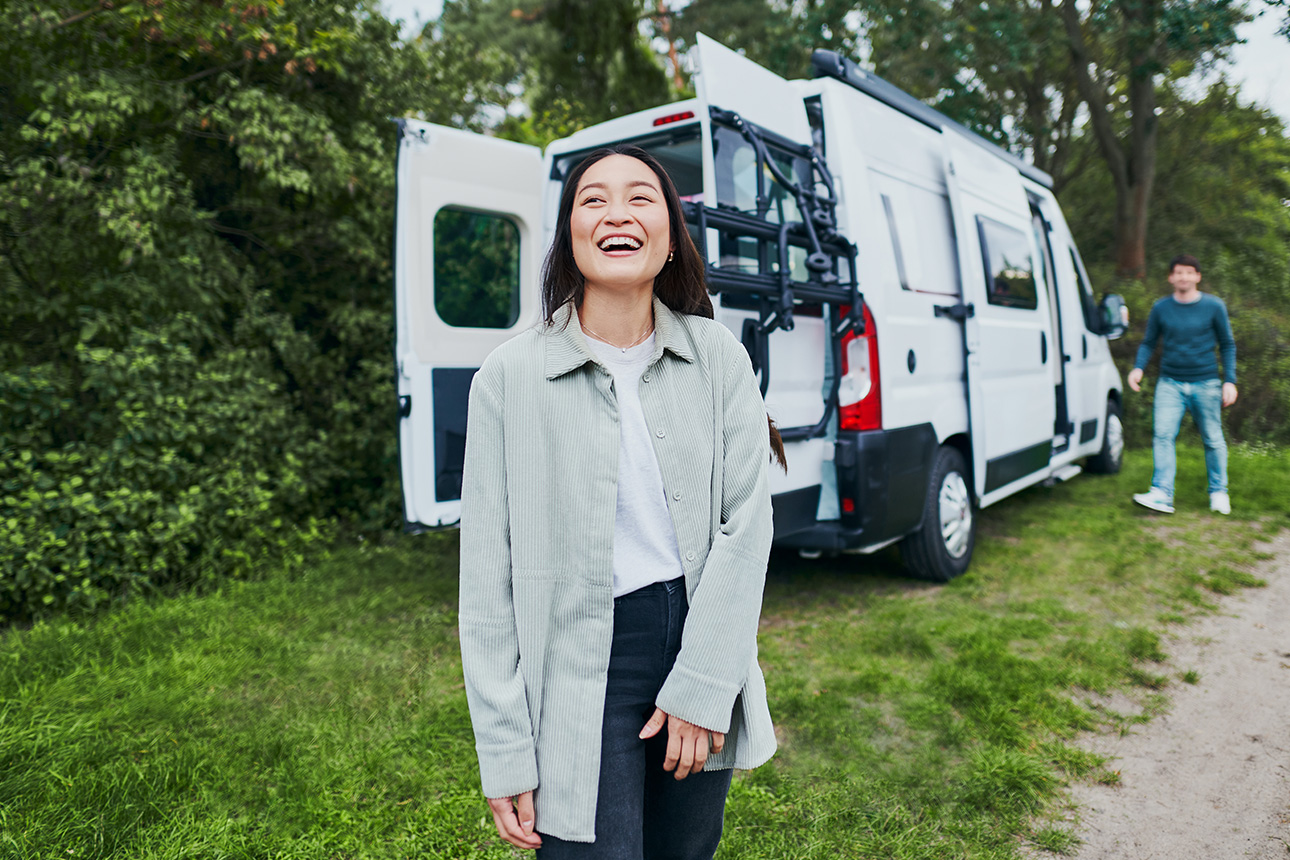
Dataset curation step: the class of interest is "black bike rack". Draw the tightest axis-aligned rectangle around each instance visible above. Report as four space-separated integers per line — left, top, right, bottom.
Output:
684 109 866 441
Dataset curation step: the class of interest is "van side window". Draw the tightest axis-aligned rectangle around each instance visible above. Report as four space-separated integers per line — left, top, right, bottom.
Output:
880 194 910 290
433 207 521 329
977 217 1038 310
869 170 959 296
1070 248 1102 333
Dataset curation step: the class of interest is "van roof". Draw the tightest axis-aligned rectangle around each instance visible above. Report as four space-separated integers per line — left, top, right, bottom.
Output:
810 50 1055 190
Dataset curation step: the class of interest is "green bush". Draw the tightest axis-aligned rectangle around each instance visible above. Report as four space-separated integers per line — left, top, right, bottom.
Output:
0 1 484 617
1 310 320 614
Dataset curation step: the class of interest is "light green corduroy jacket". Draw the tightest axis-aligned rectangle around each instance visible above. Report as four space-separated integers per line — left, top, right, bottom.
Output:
458 298 777 843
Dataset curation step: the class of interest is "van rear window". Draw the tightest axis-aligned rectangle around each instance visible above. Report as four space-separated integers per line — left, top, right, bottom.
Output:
433 207 521 329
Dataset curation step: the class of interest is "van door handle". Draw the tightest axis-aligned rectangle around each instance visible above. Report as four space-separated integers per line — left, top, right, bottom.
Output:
934 302 975 321
1041 331 1048 364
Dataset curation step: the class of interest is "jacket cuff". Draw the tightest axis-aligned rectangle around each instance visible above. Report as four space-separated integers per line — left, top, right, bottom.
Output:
476 737 539 799
655 663 742 734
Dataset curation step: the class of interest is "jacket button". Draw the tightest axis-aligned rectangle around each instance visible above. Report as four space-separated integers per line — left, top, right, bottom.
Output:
656 429 666 438
685 551 696 562
642 372 651 382
672 490 683 501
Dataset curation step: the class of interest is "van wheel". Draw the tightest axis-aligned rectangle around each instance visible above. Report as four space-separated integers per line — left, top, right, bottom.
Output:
1085 400 1124 474
900 446 975 582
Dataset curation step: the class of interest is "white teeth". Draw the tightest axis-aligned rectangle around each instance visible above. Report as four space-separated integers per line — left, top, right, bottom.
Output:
598 236 641 251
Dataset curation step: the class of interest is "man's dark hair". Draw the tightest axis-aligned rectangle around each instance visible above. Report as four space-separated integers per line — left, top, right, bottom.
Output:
1168 254 1202 274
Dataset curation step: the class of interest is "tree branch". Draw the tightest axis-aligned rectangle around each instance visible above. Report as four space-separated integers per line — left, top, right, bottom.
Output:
55 0 129 29
1 235 45 295
165 60 248 87
210 222 273 252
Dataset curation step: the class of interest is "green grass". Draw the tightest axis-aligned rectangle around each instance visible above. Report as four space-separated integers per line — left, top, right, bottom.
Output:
2 442 1286 859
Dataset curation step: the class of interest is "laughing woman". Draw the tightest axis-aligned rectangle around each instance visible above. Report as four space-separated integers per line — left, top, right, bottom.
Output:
458 144 782 859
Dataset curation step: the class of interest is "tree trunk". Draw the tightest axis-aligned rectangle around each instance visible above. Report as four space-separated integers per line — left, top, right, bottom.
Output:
1113 180 1150 279
1059 0 1160 281
1113 28 1160 281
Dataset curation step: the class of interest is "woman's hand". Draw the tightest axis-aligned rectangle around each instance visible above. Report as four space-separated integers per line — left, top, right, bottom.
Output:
639 707 726 779
486 791 542 850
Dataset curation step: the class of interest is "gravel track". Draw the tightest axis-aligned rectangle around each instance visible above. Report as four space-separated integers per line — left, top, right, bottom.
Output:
1041 530 1290 859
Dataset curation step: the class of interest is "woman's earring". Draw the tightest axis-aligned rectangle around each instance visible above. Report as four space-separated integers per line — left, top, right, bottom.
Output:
668 249 674 263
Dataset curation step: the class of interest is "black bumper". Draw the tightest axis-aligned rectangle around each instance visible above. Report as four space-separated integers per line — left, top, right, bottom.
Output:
772 423 937 551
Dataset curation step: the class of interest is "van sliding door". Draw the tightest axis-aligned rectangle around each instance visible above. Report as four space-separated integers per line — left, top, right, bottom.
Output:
944 139 1057 504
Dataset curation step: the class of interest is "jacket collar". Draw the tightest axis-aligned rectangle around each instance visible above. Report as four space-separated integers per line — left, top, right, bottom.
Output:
543 297 697 380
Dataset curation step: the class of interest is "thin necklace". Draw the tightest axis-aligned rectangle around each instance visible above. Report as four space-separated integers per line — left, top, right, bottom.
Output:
582 319 654 353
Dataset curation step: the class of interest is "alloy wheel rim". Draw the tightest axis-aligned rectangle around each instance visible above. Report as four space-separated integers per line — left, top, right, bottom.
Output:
938 471 972 559
1106 413 1125 464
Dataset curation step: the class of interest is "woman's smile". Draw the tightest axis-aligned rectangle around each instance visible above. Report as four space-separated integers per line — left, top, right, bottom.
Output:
596 233 644 255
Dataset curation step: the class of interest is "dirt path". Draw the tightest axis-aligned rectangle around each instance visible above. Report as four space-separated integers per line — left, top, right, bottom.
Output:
1050 531 1290 859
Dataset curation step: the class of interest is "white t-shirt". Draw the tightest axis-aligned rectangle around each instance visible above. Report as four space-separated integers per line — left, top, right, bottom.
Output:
585 333 685 597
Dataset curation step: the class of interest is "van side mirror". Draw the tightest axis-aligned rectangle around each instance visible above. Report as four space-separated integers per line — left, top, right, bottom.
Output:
1098 294 1129 340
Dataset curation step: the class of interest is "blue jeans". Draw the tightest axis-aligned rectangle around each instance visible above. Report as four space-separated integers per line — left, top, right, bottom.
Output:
536 577 733 860
1151 377 1228 500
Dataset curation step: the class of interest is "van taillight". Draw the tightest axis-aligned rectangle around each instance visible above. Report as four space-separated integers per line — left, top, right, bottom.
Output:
838 303 881 431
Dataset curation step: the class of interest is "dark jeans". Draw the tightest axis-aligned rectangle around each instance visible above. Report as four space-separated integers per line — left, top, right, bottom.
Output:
537 577 733 860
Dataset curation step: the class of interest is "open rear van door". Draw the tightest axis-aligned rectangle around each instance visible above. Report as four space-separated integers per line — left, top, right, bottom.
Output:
394 121 543 529
694 33 813 144
690 35 863 536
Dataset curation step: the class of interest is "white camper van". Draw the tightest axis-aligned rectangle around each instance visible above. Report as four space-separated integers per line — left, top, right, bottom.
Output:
393 36 1128 581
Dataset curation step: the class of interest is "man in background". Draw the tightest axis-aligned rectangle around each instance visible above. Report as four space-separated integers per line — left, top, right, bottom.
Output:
1128 254 1237 515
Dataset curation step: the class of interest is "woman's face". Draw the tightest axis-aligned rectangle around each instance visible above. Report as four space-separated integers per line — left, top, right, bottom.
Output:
570 154 672 298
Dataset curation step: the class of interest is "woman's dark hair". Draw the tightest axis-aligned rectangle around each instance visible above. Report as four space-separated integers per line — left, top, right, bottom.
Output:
541 144 786 470
541 144 712 322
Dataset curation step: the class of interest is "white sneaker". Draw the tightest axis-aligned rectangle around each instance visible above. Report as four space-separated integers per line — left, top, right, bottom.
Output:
1133 488 1175 514
1210 492 1231 515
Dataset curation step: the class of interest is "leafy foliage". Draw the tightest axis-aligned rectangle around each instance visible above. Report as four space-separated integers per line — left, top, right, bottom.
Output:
0 0 467 617
3 0 1287 619
851 0 1250 277
668 0 858 81
431 0 672 140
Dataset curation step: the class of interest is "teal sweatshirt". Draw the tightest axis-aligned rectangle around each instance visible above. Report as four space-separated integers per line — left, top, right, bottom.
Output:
1134 293 1236 384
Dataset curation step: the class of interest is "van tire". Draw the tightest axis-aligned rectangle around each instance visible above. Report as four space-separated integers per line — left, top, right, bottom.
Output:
900 445 975 582
1085 400 1124 474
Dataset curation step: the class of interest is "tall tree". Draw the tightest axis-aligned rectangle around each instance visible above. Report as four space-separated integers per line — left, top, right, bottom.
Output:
1057 0 1247 279
537 0 670 121
860 0 1085 184
856 0 1248 280
1061 81 1290 302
